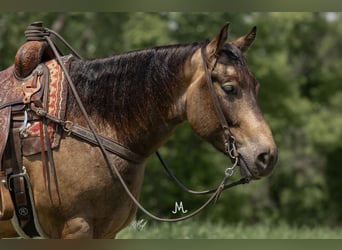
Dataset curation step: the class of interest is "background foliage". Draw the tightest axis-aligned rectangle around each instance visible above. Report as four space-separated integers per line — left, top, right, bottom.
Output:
1 12 341 227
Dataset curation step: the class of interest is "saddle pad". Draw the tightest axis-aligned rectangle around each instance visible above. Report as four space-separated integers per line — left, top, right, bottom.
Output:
22 57 71 155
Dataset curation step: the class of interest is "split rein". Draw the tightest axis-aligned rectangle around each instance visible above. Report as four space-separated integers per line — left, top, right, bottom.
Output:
25 23 248 222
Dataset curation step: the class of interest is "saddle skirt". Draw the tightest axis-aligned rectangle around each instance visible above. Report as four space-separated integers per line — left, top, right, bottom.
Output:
0 56 72 157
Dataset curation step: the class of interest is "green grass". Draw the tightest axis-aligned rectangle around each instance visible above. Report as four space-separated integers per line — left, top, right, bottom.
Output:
117 220 342 239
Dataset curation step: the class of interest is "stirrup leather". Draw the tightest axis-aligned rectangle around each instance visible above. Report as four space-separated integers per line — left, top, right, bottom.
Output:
0 173 14 220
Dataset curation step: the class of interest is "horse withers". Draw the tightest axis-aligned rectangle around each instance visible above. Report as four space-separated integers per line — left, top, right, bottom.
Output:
0 23 277 238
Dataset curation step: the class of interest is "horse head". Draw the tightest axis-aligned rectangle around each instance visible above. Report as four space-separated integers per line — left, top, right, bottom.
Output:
186 23 278 180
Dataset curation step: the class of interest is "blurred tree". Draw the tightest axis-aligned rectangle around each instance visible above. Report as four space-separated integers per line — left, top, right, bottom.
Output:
248 12 342 226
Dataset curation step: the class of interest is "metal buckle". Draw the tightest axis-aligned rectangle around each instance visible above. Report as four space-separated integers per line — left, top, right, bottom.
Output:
224 135 238 159
62 121 74 135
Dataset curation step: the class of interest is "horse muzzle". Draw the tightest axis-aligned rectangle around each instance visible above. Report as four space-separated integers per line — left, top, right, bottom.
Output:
238 147 278 180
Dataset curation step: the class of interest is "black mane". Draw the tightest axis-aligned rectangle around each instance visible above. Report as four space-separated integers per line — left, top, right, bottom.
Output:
67 42 201 138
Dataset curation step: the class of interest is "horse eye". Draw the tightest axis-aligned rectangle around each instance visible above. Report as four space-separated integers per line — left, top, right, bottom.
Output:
222 84 236 94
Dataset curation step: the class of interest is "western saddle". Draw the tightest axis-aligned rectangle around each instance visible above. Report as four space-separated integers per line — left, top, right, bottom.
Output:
0 22 69 236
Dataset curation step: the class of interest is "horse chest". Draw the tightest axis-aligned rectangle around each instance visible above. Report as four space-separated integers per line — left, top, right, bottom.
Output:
23 136 145 238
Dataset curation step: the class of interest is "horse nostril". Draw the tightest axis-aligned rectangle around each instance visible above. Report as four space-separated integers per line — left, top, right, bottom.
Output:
257 152 269 166
255 150 277 176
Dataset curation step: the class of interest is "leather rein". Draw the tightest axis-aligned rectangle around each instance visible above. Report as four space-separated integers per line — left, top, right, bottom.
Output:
26 24 248 222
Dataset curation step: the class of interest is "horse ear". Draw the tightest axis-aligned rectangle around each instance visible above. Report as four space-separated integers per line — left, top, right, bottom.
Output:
207 22 230 57
232 26 257 53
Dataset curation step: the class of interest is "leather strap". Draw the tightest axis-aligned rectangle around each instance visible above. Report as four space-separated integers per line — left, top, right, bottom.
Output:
0 172 14 220
12 177 29 225
0 107 11 171
9 128 40 237
64 123 145 164
30 104 145 164
0 100 24 110
41 64 61 204
201 46 230 132
10 129 29 226
200 44 238 158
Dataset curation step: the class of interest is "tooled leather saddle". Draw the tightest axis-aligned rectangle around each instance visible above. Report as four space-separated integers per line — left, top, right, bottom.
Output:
0 38 71 236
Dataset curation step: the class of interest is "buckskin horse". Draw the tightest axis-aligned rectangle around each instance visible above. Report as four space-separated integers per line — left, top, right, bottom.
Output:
0 22 277 238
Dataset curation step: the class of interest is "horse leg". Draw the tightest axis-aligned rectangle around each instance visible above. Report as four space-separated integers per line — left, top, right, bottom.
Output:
61 217 93 239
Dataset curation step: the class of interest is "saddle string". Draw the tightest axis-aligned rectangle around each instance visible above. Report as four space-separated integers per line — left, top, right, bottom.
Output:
41 62 61 204
27 23 247 222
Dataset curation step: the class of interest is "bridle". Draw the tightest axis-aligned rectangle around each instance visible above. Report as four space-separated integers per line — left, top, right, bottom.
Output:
25 23 249 222
201 42 240 164
155 43 249 199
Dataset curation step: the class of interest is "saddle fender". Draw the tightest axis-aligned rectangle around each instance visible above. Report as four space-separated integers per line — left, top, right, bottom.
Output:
0 173 14 220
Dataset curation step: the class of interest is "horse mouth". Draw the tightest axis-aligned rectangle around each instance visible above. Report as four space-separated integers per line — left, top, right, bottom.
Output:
237 155 261 181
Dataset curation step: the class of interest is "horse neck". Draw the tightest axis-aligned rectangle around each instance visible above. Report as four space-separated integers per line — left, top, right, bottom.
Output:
68 45 200 157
